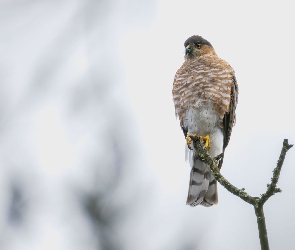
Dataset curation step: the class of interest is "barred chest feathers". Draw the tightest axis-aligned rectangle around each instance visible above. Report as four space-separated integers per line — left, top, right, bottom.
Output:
173 54 233 132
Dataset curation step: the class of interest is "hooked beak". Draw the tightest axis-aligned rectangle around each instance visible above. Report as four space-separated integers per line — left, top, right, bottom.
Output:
185 45 191 55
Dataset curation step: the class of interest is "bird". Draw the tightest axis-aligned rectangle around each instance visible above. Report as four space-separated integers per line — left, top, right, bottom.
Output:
172 35 238 207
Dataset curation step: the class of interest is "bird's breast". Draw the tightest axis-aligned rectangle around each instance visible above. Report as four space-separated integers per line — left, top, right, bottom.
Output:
185 103 220 136
172 55 233 133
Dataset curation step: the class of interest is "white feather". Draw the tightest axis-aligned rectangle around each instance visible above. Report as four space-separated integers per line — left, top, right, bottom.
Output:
184 103 223 207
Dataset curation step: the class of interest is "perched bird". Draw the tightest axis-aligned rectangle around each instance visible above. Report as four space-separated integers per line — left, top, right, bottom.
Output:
172 35 238 207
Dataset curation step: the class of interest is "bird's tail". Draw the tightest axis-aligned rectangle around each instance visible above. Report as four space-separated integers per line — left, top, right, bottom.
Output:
186 152 218 207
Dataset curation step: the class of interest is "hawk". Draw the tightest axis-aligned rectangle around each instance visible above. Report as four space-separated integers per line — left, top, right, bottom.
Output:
172 35 238 207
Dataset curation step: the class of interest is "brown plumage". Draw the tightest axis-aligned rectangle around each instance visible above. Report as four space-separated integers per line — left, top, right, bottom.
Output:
172 35 238 206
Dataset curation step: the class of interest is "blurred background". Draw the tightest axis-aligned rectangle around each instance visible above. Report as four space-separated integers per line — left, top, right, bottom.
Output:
0 0 294 249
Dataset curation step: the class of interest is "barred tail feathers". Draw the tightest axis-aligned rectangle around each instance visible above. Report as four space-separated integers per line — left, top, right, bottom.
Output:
186 153 218 207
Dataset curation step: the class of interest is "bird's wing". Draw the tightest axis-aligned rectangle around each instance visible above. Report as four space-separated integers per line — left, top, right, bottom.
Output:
219 75 238 168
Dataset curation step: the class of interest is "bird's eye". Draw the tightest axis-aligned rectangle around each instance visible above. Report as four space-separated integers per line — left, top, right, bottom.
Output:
196 44 201 49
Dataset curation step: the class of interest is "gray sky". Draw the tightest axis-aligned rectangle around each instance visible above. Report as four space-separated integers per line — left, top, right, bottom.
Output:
0 0 294 250
123 0 295 249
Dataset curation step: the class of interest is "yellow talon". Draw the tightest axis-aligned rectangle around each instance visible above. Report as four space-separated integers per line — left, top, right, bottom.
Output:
186 134 197 148
186 136 192 147
200 135 211 151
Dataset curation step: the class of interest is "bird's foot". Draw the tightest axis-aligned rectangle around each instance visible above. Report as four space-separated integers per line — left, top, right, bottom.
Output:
199 135 211 151
186 134 197 149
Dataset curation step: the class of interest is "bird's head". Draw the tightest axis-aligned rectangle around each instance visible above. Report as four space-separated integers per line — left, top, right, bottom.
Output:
184 35 215 59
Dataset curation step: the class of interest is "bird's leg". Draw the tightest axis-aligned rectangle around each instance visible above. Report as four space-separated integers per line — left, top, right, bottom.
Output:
199 135 211 151
186 134 197 149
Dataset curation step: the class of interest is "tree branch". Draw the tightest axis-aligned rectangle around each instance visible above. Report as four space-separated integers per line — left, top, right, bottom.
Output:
190 137 293 250
259 139 293 205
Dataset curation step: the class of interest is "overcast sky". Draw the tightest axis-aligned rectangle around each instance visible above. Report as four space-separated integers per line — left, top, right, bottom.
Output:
0 0 294 250
122 0 295 249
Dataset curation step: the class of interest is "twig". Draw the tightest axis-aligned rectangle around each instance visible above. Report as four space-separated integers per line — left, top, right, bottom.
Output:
190 137 293 250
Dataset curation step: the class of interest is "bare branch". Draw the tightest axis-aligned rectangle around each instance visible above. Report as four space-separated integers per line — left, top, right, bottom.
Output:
260 139 293 205
189 136 293 250
191 136 256 205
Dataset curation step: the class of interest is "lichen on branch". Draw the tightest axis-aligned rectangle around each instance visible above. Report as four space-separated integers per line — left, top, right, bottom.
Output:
189 136 293 250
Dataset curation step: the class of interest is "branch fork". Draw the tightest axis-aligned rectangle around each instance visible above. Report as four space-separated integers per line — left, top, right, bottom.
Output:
188 135 293 250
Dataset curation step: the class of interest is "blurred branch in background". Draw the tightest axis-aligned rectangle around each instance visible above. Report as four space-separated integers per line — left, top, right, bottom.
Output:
190 136 293 250
2 1 294 250
0 1 202 250
0 1 159 250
